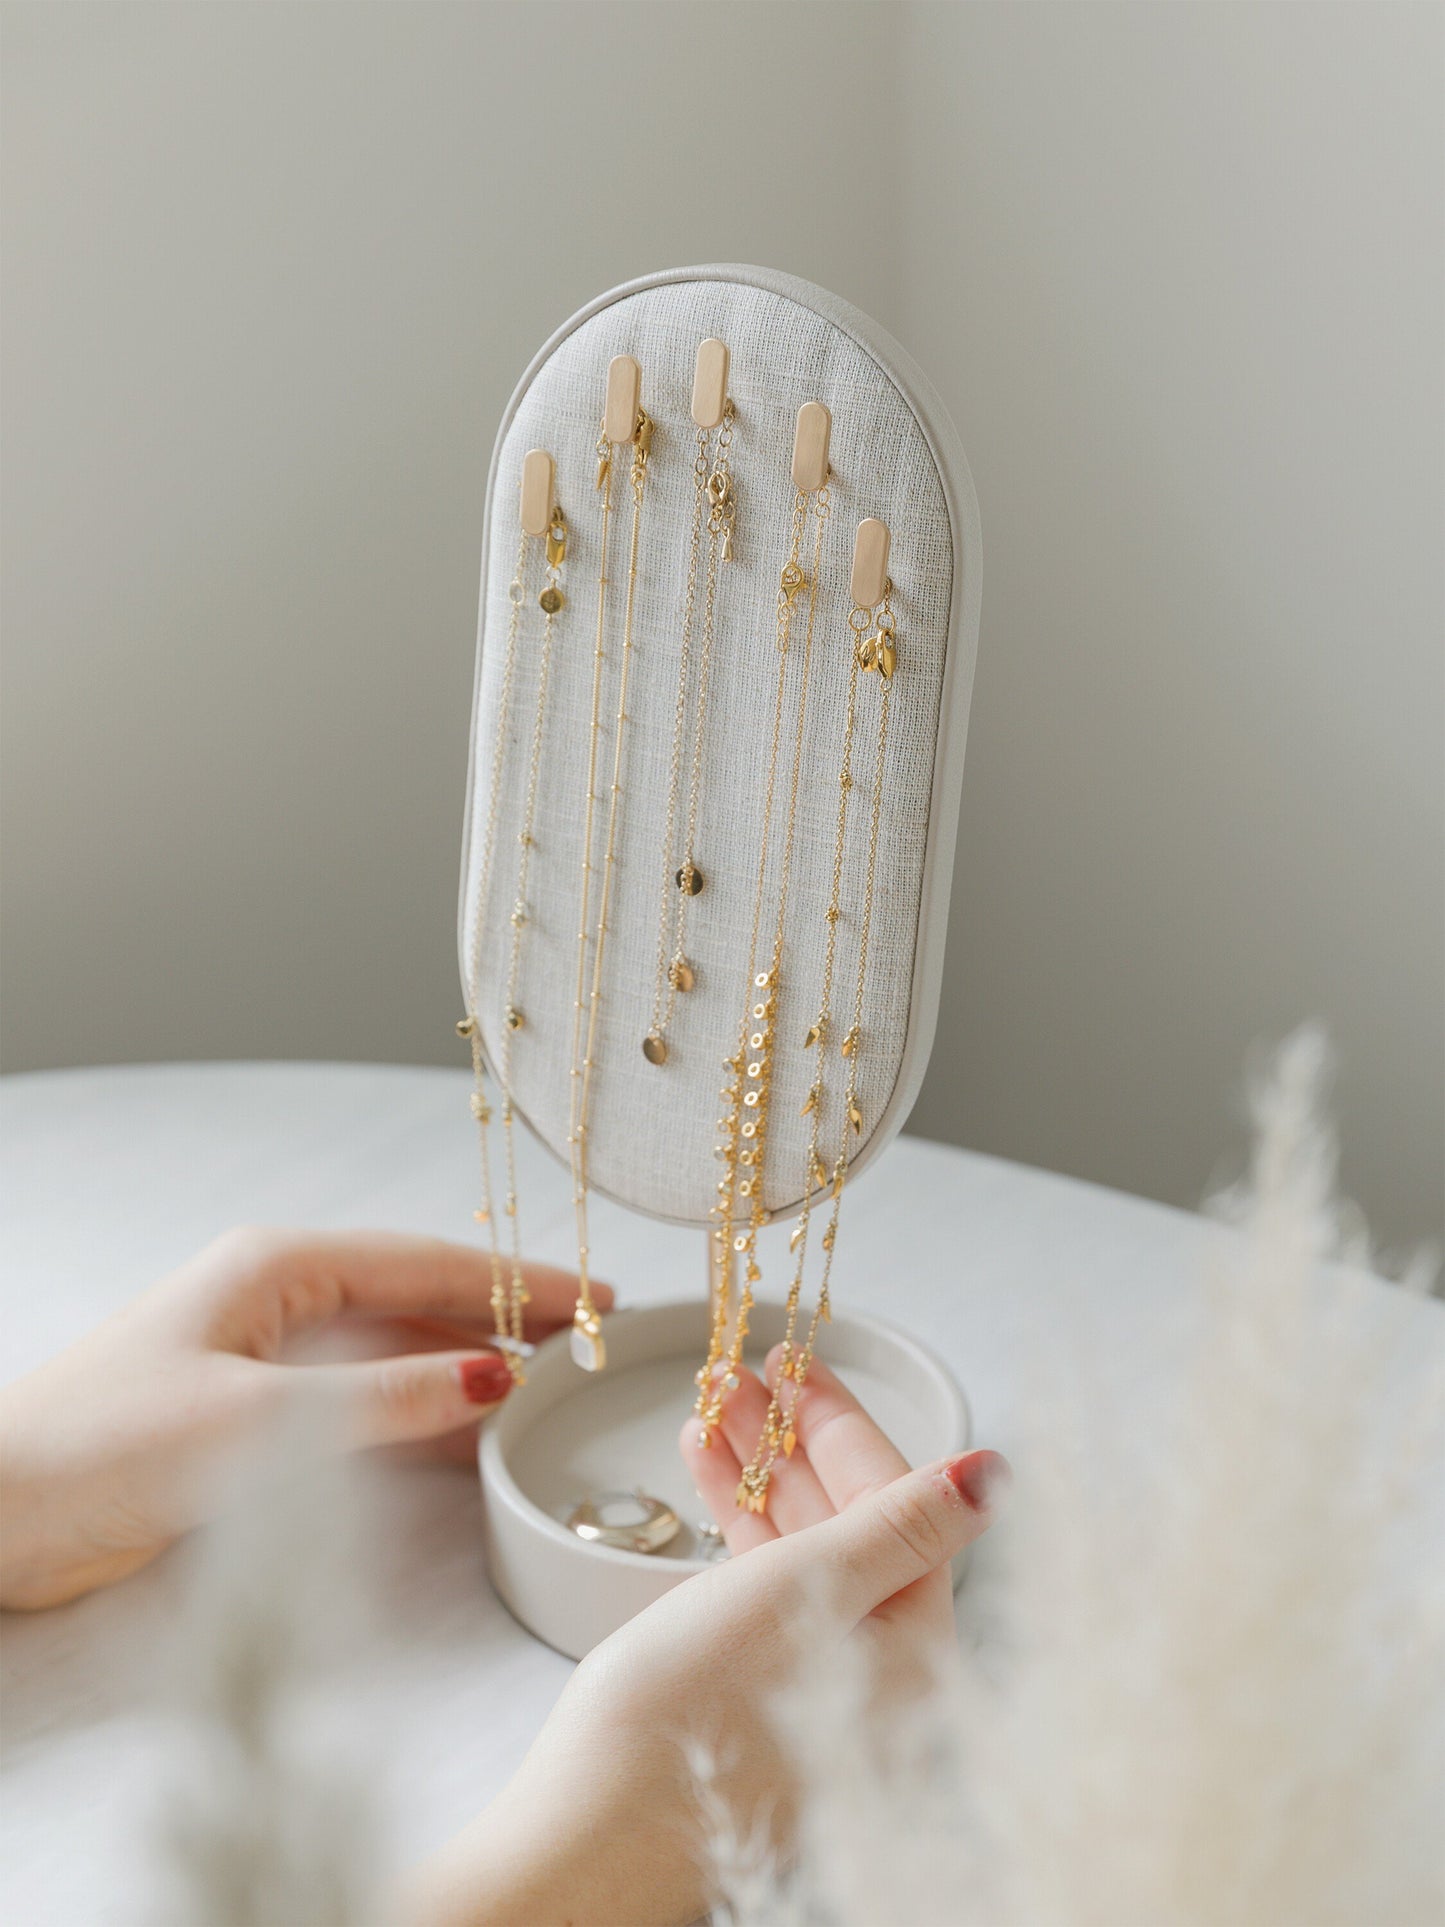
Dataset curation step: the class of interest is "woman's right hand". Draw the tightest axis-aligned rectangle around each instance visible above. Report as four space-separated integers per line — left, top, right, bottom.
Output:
410 1348 1008 1927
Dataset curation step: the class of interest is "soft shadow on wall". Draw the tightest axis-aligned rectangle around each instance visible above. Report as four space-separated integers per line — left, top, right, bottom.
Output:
1 2 1440 1248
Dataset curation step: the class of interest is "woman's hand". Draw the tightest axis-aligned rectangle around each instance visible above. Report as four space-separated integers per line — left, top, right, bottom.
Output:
0 1227 604 1610
412 1351 1008 1927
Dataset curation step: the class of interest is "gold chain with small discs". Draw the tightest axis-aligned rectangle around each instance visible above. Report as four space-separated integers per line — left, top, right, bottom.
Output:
746 587 897 1499
736 579 867 1484
642 422 707 1059
491 504 567 1364
568 413 653 1367
694 487 810 1424
459 524 531 1353
696 485 830 1490
665 403 735 1024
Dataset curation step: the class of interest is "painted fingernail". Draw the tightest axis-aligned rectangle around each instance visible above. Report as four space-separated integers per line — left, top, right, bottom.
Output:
944 1449 1011 1513
459 1353 513 1405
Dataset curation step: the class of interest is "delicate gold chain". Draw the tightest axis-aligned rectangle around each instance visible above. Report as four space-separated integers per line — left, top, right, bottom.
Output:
745 588 897 1501
492 505 566 1367
459 524 530 1348
569 412 653 1368
696 485 829 1469
643 423 709 1058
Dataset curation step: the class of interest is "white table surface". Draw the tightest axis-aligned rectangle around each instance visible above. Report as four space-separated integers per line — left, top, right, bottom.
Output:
1 1061 1428 1922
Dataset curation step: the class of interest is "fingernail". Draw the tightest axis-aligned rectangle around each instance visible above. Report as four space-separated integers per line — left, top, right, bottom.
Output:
459 1353 513 1405
944 1449 1011 1513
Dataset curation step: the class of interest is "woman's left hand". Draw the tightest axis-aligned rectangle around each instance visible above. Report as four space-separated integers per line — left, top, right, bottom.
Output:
0 1227 603 1610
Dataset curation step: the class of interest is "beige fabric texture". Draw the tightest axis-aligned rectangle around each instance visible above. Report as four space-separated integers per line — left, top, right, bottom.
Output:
462 276 956 1226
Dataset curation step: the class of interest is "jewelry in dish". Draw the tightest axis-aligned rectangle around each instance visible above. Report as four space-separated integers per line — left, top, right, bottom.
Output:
566 1489 681 1555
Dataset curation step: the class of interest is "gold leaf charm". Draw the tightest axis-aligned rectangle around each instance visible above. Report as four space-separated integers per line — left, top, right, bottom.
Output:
804 1020 824 1049
800 1086 820 1117
789 1221 805 1253
840 1026 860 1058
810 1150 827 1188
848 1098 863 1134
877 624 898 680
783 1428 797 1459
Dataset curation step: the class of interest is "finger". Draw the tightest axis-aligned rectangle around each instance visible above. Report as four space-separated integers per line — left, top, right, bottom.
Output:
223 1230 610 1339
767 1348 910 1512
306 1347 516 1448
678 1410 776 1555
788 1452 1010 1626
716 1368 834 1535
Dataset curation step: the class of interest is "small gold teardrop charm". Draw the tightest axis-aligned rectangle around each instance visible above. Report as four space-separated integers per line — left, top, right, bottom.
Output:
840 1026 859 1058
821 1224 835 1251
783 1428 797 1459
848 1099 863 1134
505 1006 524 1032
800 1086 819 1117
804 1021 824 1049
789 1221 805 1252
642 1033 668 1066
810 1151 827 1188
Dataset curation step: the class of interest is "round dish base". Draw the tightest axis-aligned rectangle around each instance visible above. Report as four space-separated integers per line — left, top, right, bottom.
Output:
478 1298 971 1659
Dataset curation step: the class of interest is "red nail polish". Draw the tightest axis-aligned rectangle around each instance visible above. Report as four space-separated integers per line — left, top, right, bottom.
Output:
459 1353 513 1405
945 1449 1010 1512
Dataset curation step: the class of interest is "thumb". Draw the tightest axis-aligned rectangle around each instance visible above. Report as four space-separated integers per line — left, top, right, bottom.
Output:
312 1348 516 1448
802 1450 1010 1624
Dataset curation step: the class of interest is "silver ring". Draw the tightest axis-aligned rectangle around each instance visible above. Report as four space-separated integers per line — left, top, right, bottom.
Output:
566 1489 681 1555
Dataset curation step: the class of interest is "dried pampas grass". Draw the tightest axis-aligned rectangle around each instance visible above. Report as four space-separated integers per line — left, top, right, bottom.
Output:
712 1031 1444 1927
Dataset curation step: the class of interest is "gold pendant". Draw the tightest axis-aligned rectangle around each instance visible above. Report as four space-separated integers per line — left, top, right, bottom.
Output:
539 585 565 615
570 1307 606 1373
848 1099 863 1134
810 1151 827 1188
546 508 568 567
780 561 805 603
505 1006 524 1031
789 1221 805 1252
669 956 696 992
676 863 704 895
800 1086 819 1116
456 1014 476 1038
642 1033 668 1066
783 1428 797 1459
804 1020 824 1049
840 1026 859 1058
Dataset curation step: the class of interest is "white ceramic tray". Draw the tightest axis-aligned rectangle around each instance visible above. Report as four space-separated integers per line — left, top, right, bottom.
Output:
479 1299 971 1660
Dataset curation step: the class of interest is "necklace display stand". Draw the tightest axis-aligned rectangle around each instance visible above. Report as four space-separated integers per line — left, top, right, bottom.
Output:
460 266 982 1659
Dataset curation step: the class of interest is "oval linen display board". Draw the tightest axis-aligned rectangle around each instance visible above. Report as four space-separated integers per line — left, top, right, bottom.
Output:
459 265 981 1228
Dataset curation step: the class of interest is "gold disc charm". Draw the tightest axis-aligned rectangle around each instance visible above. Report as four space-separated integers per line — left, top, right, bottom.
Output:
505 1006 524 1031
676 863 704 896
539 585 565 615
669 956 696 992
642 1033 668 1066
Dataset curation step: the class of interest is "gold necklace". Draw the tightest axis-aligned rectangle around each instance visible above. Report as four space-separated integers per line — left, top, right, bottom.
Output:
459 452 566 1379
643 340 737 1066
695 403 832 1463
740 542 897 1505
568 356 653 1372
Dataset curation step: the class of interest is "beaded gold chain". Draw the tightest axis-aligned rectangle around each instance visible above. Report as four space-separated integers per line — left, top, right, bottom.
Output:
694 479 829 1465
458 494 568 1379
642 400 736 1066
567 400 654 1371
739 587 897 1503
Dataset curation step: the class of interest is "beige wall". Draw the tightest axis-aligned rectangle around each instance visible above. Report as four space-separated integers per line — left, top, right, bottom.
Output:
3 2 1441 1246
